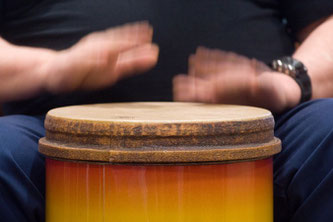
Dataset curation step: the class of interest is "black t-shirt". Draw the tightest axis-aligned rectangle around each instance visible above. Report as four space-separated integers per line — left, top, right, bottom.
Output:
1 0 333 115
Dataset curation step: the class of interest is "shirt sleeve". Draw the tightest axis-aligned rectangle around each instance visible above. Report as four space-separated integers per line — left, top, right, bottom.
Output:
280 0 333 35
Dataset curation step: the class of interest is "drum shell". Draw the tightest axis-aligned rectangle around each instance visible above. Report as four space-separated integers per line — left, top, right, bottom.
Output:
46 158 273 222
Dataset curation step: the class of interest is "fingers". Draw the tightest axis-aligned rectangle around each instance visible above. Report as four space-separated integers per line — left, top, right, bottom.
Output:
58 22 158 92
189 47 254 78
178 47 271 106
75 43 158 90
173 74 216 103
79 21 154 55
105 21 153 43
195 47 249 64
188 48 222 77
104 21 153 51
114 43 159 78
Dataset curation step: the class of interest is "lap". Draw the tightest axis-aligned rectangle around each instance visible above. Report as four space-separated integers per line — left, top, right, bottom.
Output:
0 115 45 222
274 98 333 222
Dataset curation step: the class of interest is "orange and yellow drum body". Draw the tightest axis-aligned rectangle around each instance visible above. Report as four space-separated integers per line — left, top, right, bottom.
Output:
46 158 272 222
39 103 281 222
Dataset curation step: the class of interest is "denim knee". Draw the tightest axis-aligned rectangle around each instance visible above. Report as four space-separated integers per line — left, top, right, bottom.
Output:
0 115 45 222
274 99 333 222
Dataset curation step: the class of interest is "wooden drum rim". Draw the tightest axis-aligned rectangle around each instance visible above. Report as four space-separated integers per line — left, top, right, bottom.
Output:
38 102 281 163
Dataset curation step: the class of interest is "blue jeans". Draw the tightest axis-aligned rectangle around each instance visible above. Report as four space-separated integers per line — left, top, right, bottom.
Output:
0 115 45 222
274 99 333 222
1 99 333 222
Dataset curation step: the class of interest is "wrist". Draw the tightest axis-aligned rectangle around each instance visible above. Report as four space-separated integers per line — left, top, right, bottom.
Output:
13 46 59 97
256 71 301 113
276 72 302 109
41 50 79 94
271 56 312 104
36 50 61 94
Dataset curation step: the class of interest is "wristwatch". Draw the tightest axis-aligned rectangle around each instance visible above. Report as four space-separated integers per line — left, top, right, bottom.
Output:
271 56 312 103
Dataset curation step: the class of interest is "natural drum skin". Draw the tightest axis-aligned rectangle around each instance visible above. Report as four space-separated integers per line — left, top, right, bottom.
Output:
39 102 281 222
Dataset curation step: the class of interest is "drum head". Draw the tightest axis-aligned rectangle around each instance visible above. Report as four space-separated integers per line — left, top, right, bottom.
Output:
39 102 280 163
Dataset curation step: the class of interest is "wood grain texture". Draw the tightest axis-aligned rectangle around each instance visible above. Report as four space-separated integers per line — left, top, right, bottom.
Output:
39 102 281 163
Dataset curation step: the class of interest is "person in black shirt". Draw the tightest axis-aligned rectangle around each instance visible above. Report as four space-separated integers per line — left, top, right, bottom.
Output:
1 0 333 221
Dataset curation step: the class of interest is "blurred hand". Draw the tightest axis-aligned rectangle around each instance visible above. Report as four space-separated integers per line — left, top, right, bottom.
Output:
44 22 159 93
173 47 301 113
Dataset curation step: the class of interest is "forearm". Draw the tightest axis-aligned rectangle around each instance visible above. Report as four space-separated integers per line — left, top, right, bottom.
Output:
0 38 55 103
293 15 333 99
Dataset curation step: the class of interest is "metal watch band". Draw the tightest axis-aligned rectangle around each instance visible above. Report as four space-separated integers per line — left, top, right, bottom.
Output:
294 68 312 103
271 57 312 103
